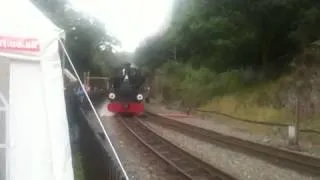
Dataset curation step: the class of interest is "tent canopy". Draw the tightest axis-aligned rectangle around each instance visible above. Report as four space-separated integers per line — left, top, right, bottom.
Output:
0 0 64 58
0 1 74 180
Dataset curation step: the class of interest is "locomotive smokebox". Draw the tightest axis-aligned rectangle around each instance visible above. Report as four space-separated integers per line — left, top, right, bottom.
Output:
118 80 137 101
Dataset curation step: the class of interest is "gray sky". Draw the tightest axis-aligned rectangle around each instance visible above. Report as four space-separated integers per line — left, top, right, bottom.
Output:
70 0 174 52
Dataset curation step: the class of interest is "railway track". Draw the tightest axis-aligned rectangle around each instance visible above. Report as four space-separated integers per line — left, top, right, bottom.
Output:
119 117 238 180
145 111 320 176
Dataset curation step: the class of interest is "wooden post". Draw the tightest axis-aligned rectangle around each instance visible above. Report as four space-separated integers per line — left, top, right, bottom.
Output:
83 72 87 85
288 93 301 149
174 46 177 61
186 107 191 116
87 71 90 87
294 96 301 147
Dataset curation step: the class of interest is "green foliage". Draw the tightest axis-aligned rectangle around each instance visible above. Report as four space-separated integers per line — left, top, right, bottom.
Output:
158 62 245 107
73 152 85 180
32 0 121 77
134 0 320 74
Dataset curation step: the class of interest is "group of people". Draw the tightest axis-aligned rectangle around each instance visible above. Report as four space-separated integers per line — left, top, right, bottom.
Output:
74 84 91 103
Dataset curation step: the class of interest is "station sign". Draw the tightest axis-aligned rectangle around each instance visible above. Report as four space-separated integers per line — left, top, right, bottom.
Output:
0 36 40 52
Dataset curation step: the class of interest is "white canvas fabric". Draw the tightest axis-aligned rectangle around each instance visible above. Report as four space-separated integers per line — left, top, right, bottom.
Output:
0 0 63 58
0 1 74 180
0 92 8 180
0 58 9 180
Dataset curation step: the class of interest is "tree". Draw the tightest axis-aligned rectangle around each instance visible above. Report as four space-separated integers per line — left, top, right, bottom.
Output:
134 0 320 75
32 0 120 77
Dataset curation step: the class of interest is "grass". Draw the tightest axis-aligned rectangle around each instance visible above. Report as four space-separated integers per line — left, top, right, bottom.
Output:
155 62 320 135
73 152 85 180
200 83 320 135
201 95 294 124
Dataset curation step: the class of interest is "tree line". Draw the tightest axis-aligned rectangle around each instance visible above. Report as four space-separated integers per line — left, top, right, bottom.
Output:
32 0 125 77
134 0 320 76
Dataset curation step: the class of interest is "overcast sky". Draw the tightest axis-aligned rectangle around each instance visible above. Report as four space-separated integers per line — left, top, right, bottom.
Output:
70 0 174 52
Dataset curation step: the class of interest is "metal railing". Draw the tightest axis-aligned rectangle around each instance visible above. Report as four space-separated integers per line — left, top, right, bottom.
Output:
79 106 127 180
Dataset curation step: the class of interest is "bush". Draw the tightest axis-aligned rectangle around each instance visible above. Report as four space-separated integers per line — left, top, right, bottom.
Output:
155 61 246 108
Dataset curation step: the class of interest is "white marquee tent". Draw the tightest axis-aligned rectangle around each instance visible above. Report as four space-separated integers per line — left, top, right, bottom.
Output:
0 1 74 180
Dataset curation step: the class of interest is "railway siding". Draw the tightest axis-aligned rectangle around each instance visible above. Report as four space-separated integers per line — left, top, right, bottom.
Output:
145 104 320 157
145 121 318 180
143 110 320 177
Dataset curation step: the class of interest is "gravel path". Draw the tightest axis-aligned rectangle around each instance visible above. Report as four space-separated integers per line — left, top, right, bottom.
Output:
93 105 186 180
145 104 320 157
145 121 320 180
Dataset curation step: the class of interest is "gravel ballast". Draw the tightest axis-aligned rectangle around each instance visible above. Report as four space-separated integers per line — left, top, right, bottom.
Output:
145 104 320 157
145 121 319 180
87 104 186 180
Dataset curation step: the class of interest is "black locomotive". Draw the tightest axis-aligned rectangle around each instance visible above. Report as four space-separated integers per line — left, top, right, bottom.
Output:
107 63 146 114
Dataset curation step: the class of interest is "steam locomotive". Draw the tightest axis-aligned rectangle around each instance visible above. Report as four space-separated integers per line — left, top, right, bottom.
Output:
107 63 146 115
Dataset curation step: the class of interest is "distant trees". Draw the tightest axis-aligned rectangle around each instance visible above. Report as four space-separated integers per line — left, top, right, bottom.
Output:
32 0 121 76
134 0 320 75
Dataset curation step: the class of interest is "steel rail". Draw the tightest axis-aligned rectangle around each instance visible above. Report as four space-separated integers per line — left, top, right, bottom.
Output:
120 117 238 180
145 111 320 177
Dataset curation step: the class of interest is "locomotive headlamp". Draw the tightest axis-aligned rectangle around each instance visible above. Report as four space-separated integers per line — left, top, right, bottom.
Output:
108 92 116 100
137 94 143 101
